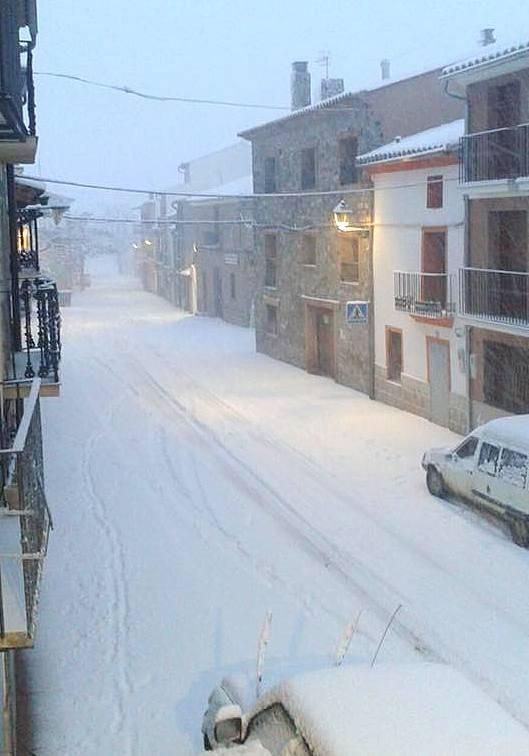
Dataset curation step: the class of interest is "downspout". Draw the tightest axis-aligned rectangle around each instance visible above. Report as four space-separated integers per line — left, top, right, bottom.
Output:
444 76 472 431
6 166 21 356
367 184 375 400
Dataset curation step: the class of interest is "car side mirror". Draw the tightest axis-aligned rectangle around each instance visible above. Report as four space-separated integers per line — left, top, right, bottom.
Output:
214 704 243 746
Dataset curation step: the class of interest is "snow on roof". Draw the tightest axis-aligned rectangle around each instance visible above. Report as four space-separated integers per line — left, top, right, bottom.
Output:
442 39 529 77
479 415 529 449
258 664 529 755
357 119 464 166
190 175 253 204
15 176 46 194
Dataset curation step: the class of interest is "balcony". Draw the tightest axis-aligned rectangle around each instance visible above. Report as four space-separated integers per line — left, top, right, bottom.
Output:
459 267 529 328
5 276 62 399
460 124 529 188
394 271 456 325
0 2 37 162
0 378 51 649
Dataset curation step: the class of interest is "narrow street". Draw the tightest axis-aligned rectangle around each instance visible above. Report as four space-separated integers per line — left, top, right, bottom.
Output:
25 256 529 755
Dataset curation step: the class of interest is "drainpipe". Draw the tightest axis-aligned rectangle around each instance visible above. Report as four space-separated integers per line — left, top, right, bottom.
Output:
6 166 21 355
367 201 375 400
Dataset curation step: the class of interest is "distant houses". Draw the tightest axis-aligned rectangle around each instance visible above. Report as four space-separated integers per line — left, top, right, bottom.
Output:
138 38 529 432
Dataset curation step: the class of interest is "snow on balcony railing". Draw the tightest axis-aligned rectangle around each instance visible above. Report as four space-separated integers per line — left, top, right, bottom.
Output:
394 271 456 319
459 267 529 327
460 124 529 183
0 379 51 648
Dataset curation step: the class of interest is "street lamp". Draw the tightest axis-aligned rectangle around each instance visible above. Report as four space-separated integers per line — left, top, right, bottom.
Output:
333 199 369 235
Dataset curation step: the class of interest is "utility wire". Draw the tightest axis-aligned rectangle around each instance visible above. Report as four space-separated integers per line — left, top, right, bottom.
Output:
34 72 289 111
23 173 460 200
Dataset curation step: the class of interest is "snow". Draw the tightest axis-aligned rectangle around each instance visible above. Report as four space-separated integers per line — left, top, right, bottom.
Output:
24 255 529 755
357 119 464 165
480 414 529 450
262 664 529 755
442 38 529 77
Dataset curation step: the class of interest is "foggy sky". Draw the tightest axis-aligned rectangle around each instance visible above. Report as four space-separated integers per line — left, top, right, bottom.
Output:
32 0 528 210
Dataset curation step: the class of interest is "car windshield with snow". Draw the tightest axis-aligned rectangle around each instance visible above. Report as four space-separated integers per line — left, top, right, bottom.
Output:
201 664 529 755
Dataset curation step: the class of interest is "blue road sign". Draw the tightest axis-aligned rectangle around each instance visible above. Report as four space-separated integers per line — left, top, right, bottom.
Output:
346 301 368 324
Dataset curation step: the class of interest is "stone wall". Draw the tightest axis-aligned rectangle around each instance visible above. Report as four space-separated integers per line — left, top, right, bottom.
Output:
375 365 467 434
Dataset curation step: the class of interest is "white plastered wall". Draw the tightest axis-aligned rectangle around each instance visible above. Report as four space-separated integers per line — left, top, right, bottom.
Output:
372 163 467 397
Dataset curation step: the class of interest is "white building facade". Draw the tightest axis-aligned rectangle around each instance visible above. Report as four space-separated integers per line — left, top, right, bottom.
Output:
359 121 469 433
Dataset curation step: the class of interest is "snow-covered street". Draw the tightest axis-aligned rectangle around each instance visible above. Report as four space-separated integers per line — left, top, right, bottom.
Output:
25 256 529 754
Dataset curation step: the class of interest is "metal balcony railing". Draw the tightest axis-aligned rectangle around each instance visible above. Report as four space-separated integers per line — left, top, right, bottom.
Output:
460 124 529 183
0 1 36 140
19 277 62 383
459 267 529 327
0 379 51 647
394 271 456 319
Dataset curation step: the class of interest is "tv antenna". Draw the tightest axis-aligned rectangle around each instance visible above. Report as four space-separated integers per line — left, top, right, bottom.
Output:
317 51 331 79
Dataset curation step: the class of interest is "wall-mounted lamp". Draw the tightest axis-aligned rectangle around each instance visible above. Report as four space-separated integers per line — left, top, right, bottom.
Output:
333 200 369 235
132 242 139 249
144 239 153 246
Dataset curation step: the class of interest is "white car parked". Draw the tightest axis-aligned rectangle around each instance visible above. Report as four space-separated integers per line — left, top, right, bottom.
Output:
422 415 529 546
200 664 529 754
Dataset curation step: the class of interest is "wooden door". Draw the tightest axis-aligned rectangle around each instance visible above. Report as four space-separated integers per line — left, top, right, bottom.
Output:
316 310 335 377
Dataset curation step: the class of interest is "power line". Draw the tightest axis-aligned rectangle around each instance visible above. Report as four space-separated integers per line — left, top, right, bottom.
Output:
23 173 460 200
34 71 290 111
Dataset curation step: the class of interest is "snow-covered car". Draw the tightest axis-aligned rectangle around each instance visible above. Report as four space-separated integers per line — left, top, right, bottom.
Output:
201 663 529 754
422 415 529 546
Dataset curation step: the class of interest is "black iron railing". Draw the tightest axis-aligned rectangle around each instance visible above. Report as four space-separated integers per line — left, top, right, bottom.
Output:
0 0 36 140
0 379 51 643
460 124 529 183
459 267 529 327
394 271 456 319
20 277 61 383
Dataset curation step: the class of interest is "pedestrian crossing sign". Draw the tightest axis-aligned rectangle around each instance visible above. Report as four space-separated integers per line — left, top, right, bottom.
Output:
346 301 368 324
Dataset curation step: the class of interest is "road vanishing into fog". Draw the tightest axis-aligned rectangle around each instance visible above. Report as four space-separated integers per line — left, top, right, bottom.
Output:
24 256 529 755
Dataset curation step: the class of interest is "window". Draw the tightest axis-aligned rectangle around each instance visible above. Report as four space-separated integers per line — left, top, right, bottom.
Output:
203 208 220 245
387 328 403 382
301 234 316 265
265 304 278 335
230 272 236 300
456 436 479 459
264 157 277 193
478 442 500 476
301 147 316 190
484 341 529 414
498 448 528 489
264 234 278 287
422 230 446 305
340 237 360 282
246 704 310 756
339 136 358 185
426 175 443 209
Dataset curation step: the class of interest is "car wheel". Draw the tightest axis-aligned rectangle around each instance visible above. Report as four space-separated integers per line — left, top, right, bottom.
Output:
426 466 445 498
203 733 212 751
508 517 529 548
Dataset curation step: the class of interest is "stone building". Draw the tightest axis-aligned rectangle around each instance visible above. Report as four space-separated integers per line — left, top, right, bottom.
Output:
359 120 467 433
441 39 529 428
239 63 463 395
187 177 255 327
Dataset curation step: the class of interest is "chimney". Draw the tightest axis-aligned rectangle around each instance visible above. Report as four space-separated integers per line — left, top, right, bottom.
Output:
321 77 344 101
380 59 390 81
479 28 496 46
291 61 311 110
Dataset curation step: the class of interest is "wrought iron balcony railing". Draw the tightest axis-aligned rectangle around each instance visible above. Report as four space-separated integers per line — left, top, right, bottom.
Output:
459 267 529 327
460 124 529 183
0 0 36 141
0 379 51 648
394 271 456 319
19 276 62 384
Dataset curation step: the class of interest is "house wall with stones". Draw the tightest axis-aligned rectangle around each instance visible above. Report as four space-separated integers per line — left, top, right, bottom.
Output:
182 197 256 327
241 71 463 394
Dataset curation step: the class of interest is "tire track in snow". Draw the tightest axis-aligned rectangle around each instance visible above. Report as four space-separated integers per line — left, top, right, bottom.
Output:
79 387 136 753
130 358 436 661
